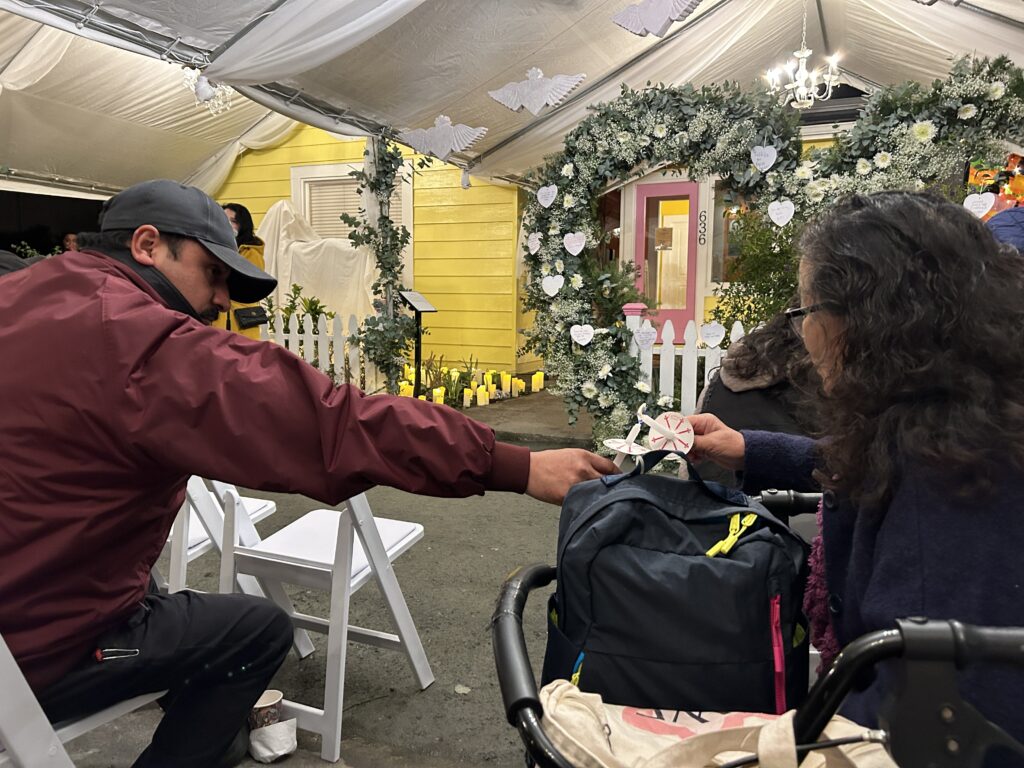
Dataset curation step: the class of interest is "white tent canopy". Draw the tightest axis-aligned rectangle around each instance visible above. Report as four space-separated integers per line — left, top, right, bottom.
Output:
1 0 1022 194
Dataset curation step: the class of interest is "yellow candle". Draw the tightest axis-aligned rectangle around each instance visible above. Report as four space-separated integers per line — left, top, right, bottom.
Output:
531 372 542 392
399 382 414 397
476 385 489 406
417 395 427 400
512 379 522 397
463 387 474 408
483 372 493 388
432 386 446 404
488 383 497 399
501 372 512 391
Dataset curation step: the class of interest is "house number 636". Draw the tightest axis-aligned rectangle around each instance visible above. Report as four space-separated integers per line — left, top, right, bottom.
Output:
698 210 707 246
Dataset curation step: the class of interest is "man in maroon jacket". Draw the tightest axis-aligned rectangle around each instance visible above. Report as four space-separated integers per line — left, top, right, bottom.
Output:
0 179 615 767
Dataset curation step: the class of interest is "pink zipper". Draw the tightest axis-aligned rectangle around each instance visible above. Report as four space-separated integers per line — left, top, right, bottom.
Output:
770 594 786 714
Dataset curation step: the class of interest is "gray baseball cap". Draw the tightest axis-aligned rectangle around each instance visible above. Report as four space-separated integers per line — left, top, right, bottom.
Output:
99 179 277 303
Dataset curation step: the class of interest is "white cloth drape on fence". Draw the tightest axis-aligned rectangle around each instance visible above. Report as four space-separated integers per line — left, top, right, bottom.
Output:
256 199 375 327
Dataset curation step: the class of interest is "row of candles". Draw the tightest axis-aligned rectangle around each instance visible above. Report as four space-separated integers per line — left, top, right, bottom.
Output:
397 367 545 406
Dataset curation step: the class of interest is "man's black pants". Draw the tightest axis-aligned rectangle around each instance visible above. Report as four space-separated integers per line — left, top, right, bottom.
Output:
38 590 293 767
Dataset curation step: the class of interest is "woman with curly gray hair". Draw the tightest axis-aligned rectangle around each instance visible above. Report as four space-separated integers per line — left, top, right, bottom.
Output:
689 190 1024 754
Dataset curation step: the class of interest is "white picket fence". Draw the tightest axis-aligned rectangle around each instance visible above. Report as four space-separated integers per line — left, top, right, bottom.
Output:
625 313 746 414
260 312 383 391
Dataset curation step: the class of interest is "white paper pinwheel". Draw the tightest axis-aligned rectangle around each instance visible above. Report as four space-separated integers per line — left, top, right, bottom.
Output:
612 0 703 37
488 68 586 117
398 116 488 161
603 422 650 468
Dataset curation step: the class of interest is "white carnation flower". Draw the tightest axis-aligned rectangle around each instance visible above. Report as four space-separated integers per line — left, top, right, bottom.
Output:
855 158 873 176
597 364 612 380
570 274 584 290
987 81 1006 100
616 131 632 144
638 135 651 147
596 140 610 152
540 263 551 276
555 259 565 273
653 123 667 138
657 395 674 408
911 120 937 143
805 182 825 204
548 224 560 235
794 165 813 181
561 162 575 178
581 381 598 399
563 194 575 208
957 103 978 120
634 381 651 394
598 393 615 409
873 151 892 169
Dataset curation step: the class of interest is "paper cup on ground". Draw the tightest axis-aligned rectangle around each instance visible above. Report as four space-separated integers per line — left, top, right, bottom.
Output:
249 718 297 763
249 689 283 730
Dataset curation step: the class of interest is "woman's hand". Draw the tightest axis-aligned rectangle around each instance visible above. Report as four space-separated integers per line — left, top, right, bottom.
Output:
687 414 746 471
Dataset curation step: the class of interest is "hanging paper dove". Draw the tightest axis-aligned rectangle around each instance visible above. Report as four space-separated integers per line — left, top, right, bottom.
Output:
612 0 703 37
488 68 587 117
398 115 487 161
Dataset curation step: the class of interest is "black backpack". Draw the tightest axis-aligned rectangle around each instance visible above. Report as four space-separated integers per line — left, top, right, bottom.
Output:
541 451 810 714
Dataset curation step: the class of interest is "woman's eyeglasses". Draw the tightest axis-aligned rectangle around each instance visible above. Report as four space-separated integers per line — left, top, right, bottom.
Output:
785 303 826 338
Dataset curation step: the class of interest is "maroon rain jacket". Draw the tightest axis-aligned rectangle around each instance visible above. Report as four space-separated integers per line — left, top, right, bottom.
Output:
0 249 529 690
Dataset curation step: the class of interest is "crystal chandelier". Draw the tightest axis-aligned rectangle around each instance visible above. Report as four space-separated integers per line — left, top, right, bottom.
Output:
765 0 840 110
182 68 234 116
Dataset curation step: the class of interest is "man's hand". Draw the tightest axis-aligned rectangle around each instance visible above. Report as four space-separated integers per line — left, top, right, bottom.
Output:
687 413 746 470
526 449 619 505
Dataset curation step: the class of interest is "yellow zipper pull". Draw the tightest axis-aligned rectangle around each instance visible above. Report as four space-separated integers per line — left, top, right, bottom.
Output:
720 513 760 555
707 513 741 557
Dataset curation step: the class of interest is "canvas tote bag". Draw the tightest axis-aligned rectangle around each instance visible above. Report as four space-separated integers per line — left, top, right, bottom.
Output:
539 680 897 768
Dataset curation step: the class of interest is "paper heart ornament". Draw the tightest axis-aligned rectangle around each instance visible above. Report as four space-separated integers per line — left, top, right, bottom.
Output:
700 321 726 348
750 145 777 172
570 324 595 346
633 327 657 351
767 199 795 227
541 275 564 297
537 185 558 208
963 192 996 218
527 232 543 254
646 412 694 454
563 232 586 256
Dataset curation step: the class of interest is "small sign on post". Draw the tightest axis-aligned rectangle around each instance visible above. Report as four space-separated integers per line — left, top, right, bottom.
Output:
399 291 437 398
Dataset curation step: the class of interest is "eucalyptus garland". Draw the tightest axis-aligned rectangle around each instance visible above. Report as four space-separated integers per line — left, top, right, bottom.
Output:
521 81 800 441
342 138 418 394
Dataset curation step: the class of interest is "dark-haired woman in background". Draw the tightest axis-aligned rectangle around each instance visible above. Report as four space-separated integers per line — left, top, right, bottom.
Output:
689 190 1024 759
219 202 267 340
693 302 816 487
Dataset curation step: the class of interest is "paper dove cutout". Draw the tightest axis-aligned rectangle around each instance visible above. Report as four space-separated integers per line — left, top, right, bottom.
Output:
488 68 587 117
398 115 487 161
612 0 703 37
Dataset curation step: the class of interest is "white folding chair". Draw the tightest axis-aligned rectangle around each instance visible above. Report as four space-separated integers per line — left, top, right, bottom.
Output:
218 489 434 762
0 632 164 767
160 478 278 594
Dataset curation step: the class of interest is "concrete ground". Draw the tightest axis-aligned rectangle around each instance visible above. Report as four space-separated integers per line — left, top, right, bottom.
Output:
69 392 590 767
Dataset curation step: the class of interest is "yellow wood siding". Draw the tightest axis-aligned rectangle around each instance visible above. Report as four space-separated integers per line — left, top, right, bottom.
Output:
215 128 526 374
414 161 519 372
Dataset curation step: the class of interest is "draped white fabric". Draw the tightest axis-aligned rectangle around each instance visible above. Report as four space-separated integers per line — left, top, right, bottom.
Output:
0 0 1022 189
204 0 427 85
183 111 299 193
256 199 375 325
0 24 71 95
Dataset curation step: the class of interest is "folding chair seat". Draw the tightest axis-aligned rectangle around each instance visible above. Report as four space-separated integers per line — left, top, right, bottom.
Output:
218 489 433 762
158 478 277 594
0 632 164 767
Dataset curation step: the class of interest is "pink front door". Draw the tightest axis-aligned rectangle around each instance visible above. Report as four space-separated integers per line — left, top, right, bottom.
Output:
634 181 699 341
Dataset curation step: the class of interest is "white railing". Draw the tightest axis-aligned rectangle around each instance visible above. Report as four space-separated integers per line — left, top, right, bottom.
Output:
624 309 746 414
260 312 383 391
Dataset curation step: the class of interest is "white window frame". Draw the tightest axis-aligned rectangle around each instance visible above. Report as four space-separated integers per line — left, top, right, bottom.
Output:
290 162 414 285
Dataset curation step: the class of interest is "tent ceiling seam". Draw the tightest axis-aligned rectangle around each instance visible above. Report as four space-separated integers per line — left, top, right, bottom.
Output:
465 0 739 170
815 0 832 55
206 0 292 66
